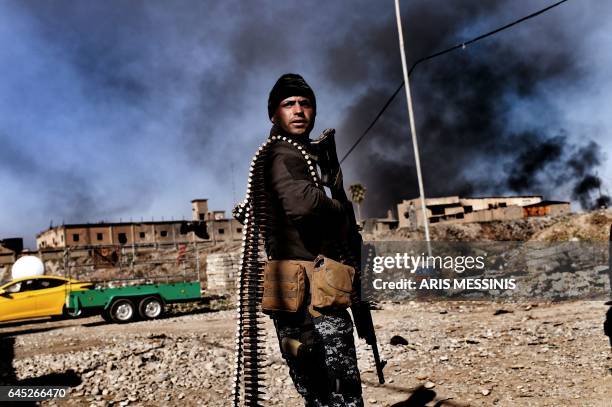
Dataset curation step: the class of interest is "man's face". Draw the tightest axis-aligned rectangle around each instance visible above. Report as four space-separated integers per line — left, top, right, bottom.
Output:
272 96 314 137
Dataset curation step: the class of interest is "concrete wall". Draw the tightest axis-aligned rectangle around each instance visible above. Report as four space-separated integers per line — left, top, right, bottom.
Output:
39 223 192 249
37 218 245 249
207 219 243 243
362 219 399 237
460 196 542 211
549 203 571 217
37 227 66 248
464 205 523 223
206 252 240 292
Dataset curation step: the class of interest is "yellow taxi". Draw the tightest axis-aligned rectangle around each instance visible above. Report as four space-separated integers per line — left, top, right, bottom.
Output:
0 276 93 322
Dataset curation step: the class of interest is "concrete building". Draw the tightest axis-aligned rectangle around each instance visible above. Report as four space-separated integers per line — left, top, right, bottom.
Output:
191 199 244 243
397 195 570 229
361 210 399 237
0 238 22 265
36 200 244 249
0 238 23 282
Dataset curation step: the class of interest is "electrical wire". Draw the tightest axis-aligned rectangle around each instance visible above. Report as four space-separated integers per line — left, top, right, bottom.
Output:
339 0 569 164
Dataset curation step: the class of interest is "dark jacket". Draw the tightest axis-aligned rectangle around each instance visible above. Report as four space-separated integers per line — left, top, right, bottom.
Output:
265 131 346 261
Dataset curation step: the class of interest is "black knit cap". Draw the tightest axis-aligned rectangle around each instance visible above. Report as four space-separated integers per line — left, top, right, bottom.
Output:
267 73 316 119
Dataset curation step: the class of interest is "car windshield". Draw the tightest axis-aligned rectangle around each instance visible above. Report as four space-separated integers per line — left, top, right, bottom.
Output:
5 282 22 293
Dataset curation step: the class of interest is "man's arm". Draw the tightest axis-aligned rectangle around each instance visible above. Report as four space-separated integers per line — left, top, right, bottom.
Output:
269 143 345 226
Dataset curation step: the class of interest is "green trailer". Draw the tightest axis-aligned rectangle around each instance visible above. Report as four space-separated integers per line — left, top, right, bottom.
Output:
66 281 201 323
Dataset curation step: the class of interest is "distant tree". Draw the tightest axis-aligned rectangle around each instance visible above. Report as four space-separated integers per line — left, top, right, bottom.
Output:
348 183 366 223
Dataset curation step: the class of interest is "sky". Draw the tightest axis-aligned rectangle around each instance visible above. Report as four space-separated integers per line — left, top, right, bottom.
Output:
1 0 611 248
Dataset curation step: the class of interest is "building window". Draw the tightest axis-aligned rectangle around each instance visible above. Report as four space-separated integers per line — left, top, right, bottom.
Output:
61 235 64 242
199 214 205 220
160 230 168 237
236 228 242 233
97 233 103 241
430 206 445 216
73 234 80 242
139 232 145 238
118 233 127 244
218 228 225 234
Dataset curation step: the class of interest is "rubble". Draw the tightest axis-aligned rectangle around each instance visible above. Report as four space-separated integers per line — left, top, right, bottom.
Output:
1 300 610 406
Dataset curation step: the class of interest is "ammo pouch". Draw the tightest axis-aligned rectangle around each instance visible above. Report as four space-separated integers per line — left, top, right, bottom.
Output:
310 255 355 311
262 260 306 314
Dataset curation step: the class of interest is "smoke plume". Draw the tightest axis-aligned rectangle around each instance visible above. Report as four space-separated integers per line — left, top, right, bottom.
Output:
330 1 609 215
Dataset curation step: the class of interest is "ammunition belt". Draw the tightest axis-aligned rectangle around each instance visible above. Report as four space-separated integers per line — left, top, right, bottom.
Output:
231 134 321 407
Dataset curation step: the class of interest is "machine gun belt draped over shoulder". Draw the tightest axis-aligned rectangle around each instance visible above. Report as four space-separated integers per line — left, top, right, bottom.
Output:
311 128 387 385
230 130 386 406
231 134 324 406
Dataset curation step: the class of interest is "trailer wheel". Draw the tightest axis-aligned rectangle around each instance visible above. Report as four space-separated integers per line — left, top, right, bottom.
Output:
101 309 113 323
139 296 164 320
109 298 136 323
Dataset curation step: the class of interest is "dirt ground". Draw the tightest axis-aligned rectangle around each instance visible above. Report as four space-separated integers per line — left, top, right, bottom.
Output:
1 300 610 407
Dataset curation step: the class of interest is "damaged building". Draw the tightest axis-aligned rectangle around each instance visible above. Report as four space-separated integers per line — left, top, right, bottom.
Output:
397 195 571 229
36 199 243 249
0 238 23 281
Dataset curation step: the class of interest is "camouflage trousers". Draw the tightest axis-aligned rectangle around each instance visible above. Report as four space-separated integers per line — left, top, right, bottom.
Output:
274 309 363 407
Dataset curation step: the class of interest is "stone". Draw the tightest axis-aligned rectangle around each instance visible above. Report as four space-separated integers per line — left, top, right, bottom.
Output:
390 335 409 346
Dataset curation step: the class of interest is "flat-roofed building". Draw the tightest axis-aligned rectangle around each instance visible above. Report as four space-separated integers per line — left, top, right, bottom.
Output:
36 200 243 249
397 195 568 229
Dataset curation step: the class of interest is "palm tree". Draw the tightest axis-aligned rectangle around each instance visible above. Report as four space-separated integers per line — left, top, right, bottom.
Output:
348 183 366 223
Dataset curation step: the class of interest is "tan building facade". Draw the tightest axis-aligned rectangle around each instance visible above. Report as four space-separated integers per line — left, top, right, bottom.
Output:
37 200 244 249
397 195 569 229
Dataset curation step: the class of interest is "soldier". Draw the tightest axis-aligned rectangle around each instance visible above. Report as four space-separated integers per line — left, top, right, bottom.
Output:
262 73 363 406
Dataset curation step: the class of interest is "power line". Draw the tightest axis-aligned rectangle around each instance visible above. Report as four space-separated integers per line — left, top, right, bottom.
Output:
339 0 569 164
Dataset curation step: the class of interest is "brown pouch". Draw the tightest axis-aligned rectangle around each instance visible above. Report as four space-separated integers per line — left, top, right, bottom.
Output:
262 260 306 314
310 255 355 311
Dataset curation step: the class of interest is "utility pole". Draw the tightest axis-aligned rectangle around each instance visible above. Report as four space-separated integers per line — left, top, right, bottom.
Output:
394 0 431 256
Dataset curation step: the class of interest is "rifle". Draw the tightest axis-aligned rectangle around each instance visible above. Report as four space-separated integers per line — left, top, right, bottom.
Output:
311 129 387 384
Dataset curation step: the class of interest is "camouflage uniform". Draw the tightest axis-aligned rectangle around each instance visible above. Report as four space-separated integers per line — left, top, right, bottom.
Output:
275 309 363 407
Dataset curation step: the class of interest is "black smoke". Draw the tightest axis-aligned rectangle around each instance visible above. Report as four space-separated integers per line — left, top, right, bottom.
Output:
2 0 609 249
328 1 608 215
505 134 610 209
506 134 564 192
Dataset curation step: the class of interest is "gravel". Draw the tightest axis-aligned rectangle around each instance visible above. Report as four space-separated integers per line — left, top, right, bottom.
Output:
1 301 611 406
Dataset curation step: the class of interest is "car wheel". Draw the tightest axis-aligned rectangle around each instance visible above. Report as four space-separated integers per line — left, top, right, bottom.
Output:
138 296 164 320
109 299 136 323
63 306 82 319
